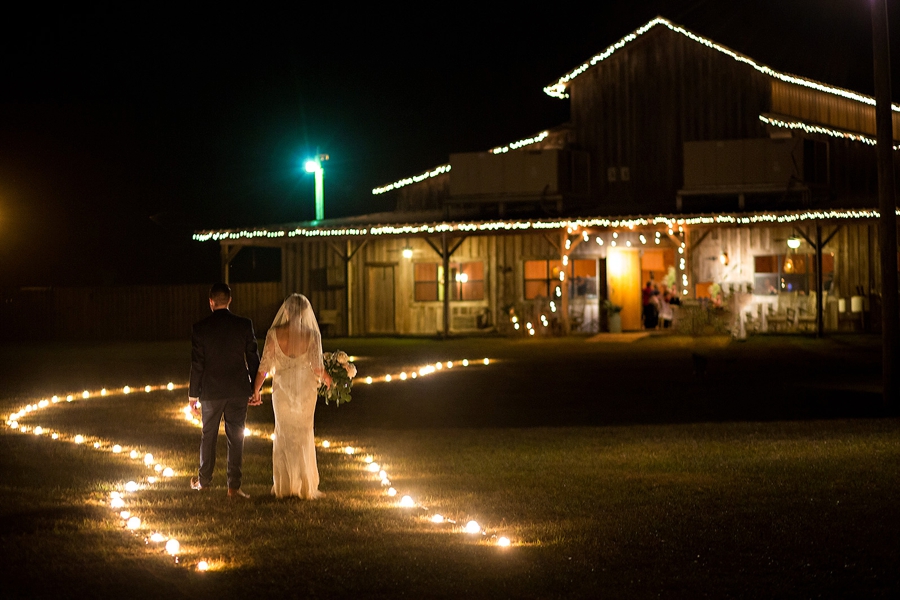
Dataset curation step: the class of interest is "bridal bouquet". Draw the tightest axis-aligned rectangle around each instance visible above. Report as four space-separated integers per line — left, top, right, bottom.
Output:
318 350 357 406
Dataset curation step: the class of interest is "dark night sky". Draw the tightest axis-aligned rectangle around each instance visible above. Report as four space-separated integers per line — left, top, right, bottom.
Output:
2 1 898 286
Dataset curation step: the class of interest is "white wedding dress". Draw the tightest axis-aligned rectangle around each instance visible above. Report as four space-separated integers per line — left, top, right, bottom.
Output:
258 295 325 499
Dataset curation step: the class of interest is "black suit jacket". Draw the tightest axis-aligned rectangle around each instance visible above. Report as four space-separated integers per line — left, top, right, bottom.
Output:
189 308 260 402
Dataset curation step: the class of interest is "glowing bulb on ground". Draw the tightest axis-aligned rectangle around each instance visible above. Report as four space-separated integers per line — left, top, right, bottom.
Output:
94 442 101 448
165 539 180 555
112 445 122 453
52 396 59 402
166 382 174 391
83 391 90 398
124 481 139 492
120 511 130 519
123 386 131 394
462 359 469 366
74 435 85 444
66 395 73 402
435 363 442 370
34 427 43 435
243 428 251 437
365 377 373 384
143 454 154 465
162 467 174 478
431 514 445 524
150 533 166 543
197 561 209 572
101 388 107 396
344 446 355 455
483 358 490 365
399 495 415 507
387 487 397 497
379 470 387 479
130 450 139 459
154 464 163 472
147 476 157 484
366 463 380 473
497 537 511 547
51 433 59 439
110 492 121 499
364 455 374 463
144 385 151 393
322 440 330 448
126 517 141 530
110 498 125 509
411 372 417 379
399 372 407 380
381 477 391 486
385 374 392 382
464 520 481 534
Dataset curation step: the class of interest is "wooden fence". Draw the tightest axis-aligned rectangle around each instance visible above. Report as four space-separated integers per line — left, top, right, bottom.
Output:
0 283 284 342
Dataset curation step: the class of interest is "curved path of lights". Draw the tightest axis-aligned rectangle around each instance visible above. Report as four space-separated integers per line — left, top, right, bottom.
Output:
2 357 511 573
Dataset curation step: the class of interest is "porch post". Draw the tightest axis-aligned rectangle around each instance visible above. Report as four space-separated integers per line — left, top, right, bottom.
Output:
442 232 450 338
345 239 353 337
816 225 824 337
560 230 570 334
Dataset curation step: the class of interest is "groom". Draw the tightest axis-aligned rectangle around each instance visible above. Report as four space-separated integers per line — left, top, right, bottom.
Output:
189 283 260 499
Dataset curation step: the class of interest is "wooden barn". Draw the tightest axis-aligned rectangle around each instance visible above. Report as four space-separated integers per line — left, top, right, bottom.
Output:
194 17 899 337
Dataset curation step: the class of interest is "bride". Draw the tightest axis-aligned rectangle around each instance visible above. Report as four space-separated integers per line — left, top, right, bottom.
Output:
252 294 332 499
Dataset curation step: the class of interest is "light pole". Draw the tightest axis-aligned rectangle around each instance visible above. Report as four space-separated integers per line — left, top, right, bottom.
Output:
304 151 329 221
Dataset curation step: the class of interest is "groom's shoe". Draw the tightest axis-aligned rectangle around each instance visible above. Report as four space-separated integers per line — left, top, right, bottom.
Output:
190 476 208 491
227 488 250 500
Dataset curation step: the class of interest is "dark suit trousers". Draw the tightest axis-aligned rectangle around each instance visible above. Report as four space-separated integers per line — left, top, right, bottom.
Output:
198 397 248 490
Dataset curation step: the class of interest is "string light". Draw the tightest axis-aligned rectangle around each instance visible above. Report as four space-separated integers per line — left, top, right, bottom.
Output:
758 115 900 150
490 130 549 154
544 16 900 114
193 208 897 242
372 164 451 195
6 369 515 569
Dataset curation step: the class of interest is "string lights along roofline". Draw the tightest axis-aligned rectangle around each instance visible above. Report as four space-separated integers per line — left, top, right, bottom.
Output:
759 115 900 150
192 208 897 243
371 130 551 196
543 16 900 115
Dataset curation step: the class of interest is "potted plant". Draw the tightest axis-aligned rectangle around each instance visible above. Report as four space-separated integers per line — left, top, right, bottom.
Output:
602 299 623 333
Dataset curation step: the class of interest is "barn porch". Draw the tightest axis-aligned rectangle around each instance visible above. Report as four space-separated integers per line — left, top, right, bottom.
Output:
193 208 896 338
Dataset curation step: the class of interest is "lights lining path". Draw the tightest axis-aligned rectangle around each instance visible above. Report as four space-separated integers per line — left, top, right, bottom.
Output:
3 355 512 573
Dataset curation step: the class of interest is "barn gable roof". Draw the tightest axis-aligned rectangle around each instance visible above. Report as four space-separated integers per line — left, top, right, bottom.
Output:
543 16 900 114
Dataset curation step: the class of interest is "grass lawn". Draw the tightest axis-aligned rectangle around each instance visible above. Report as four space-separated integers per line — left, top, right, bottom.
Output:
0 335 898 598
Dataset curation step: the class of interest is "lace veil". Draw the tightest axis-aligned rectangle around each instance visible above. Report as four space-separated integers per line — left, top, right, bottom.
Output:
261 294 324 390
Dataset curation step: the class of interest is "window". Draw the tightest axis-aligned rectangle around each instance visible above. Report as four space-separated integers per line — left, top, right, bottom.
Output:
451 261 484 301
753 253 834 295
524 259 597 300
524 260 563 300
414 262 484 302
414 263 440 301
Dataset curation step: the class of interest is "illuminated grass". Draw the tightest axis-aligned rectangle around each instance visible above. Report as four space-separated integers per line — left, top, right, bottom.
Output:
1 337 898 598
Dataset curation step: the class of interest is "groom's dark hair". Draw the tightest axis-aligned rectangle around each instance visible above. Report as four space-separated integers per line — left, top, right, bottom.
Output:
209 283 232 305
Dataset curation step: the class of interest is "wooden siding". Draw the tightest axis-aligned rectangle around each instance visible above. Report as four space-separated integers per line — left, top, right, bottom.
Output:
771 79 900 140
569 26 773 215
0 282 283 342
686 222 883 330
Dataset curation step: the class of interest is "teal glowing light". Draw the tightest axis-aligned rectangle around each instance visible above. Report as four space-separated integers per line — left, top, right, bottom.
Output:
303 152 328 221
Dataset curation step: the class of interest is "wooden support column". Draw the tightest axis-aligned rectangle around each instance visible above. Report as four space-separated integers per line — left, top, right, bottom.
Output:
327 238 369 337
816 225 825 337
220 244 242 284
442 232 450 338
